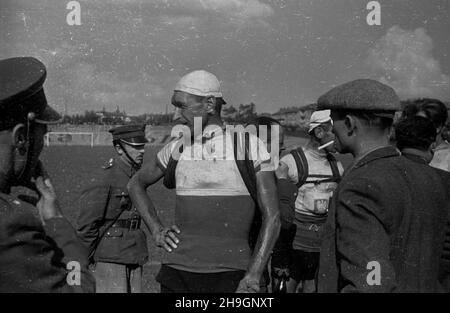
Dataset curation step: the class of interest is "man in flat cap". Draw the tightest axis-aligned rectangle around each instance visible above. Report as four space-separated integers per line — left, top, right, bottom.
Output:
316 79 450 292
128 70 280 293
77 125 149 293
0 57 94 292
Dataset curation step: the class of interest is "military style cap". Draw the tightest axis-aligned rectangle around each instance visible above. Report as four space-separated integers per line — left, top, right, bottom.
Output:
0 57 62 130
109 124 148 146
317 79 401 118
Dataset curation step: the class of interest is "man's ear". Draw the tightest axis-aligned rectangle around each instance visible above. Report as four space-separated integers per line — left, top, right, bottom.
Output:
11 124 27 154
114 144 123 155
344 115 357 135
205 96 217 114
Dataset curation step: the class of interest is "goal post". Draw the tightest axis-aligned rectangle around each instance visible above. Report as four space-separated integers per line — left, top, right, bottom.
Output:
45 132 95 147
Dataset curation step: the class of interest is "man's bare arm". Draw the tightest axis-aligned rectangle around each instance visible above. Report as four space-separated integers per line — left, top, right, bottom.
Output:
127 156 180 252
237 170 281 292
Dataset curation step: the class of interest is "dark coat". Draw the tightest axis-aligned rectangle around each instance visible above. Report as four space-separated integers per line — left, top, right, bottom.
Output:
0 193 95 292
318 146 450 293
76 158 148 266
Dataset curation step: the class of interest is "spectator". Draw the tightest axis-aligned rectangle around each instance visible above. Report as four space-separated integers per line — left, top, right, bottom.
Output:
317 79 449 292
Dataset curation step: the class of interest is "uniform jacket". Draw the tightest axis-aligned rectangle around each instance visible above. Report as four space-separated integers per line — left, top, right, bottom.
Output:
0 193 95 292
76 158 148 266
318 146 450 293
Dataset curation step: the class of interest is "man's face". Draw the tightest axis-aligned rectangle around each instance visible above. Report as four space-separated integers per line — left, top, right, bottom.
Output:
330 110 350 154
120 143 145 166
171 91 209 134
315 122 336 153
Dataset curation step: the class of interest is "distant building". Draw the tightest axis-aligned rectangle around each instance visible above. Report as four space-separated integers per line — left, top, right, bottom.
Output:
95 106 128 124
272 103 317 131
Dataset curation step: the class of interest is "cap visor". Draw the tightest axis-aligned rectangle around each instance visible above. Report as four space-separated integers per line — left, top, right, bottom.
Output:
121 136 149 145
35 105 62 124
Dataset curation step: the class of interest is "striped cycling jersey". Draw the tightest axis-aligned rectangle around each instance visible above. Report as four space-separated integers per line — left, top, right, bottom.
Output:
156 125 273 273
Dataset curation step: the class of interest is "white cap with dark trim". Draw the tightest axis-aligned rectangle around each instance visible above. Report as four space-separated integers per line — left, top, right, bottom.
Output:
309 110 332 133
175 70 223 98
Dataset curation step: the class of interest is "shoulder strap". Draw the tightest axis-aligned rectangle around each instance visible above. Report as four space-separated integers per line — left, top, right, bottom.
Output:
290 147 309 188
233 132 257 204
163 143 184 189
233 132 260 251
88 185 114 262
326 153 341 182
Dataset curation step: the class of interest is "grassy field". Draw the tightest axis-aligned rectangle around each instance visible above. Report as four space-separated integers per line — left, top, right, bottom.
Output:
32 137 352 292
35 145 173 292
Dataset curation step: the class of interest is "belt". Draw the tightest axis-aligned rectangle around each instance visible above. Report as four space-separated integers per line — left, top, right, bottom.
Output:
109 218 141 231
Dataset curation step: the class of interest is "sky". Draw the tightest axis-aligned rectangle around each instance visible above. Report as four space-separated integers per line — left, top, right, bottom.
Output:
0 0 449 115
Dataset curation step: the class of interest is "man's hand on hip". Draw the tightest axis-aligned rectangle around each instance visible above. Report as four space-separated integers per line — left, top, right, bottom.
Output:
154 225 181 252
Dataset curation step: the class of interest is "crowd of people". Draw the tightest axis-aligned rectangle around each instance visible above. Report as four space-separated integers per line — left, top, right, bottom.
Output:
0 56 449 293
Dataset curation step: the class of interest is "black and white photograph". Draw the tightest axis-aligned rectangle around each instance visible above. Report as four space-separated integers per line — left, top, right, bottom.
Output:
0 0 449 301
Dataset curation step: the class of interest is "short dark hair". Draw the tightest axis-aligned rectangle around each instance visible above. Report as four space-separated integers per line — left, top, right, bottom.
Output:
415 98 448 129
254 116 281 127
395 116 437 151
112 139 122 147
334 109 394 130
249 116 281 137
401 101 420 119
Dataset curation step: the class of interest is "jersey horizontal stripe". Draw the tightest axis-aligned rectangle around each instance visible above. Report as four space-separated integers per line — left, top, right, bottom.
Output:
165 195 255 273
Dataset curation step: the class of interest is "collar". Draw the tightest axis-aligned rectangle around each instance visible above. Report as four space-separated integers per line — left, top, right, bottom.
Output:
203 124 224 139
401 148 431 165
433 142 450 152
350 145 400 171
116 157 136 178
192 124 224 142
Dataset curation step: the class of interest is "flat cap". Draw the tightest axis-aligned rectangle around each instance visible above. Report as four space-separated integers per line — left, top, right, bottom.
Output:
0 57 62 130
109 124 148 146
317 79 400 117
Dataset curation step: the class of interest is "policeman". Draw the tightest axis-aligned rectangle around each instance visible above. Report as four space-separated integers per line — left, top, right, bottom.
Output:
317 79 450 292
0 56 95 292
77 125 149 293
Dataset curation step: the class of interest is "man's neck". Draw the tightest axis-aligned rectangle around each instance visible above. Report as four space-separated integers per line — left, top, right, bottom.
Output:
206 115 224 128
352 135 390 162
306 139 327 157
435 134 445 147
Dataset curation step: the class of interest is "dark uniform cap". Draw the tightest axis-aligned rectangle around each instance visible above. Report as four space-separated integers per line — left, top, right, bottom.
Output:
109 124 148 146
0 57 62 130
317 79 401 118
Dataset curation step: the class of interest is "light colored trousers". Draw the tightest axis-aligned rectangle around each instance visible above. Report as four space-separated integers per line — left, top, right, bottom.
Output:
93 262 142 293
